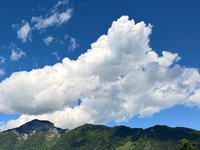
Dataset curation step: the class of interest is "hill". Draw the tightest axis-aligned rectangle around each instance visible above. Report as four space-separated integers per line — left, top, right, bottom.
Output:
0 119 200 150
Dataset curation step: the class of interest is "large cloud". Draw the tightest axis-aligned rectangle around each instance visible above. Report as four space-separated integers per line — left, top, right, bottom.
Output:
0 16 200 130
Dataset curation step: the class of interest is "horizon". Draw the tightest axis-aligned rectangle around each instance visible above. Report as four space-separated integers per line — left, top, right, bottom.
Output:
1 118 199 132
0 0 200 131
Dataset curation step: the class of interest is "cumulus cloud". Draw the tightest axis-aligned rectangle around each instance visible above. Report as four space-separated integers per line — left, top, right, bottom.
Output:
0 16 200 130
43 36 54 46
68 37 79 51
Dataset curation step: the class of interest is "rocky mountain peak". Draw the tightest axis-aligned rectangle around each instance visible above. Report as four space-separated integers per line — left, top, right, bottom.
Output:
16 119 55 134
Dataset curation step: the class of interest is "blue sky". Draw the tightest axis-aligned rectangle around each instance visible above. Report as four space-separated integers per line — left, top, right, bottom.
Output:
0 0 200 130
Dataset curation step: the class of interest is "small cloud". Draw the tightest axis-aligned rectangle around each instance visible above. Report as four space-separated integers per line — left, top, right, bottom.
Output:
59 34 69 44
10 50 27 61
33 57 40 68
12 0 72 44
13 20 31 43
0 56 6 64
32 5 46 12
53 51 61 61
11 24 19 30
0 121 5 126
31 6 73 30
68 37 79 51
0 69 5 76
53 0 69 11
4 43 27 61
63 34 69 39
43 36 54 46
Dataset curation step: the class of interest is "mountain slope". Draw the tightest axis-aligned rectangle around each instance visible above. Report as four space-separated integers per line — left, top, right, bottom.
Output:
51 124 200 150
0 119 69 150
0 120 200 150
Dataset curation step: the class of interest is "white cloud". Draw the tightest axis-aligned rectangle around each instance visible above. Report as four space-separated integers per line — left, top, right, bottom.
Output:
53 51 61 61
31 7 73 30
12 20 31 43
17 22 31 43
0 69 5 76
0 56 6 64
68 37 79 51
8 43 27 61
13 0 72 42
0 16 200 130
63 34 69 39
43 36 54 46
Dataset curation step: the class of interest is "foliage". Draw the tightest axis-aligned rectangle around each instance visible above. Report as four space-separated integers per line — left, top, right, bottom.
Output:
178 139 199 150
0 124 200 150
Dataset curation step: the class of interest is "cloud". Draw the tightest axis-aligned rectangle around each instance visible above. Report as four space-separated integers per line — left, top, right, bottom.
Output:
13 0 72 42
2 43 27 61
0 56 6 76
53 51 61 61
63 34 69 39
0 69 5 76
0 16 200 130
43 36 54 46
10 50 27 61
0 56 6 64
17 22 31 43
12 20 31 43
7 43 27 61
31 2 73 30
68 37 79 51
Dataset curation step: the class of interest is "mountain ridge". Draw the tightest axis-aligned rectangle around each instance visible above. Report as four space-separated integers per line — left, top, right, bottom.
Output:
4 119 68 134
0 119 200 150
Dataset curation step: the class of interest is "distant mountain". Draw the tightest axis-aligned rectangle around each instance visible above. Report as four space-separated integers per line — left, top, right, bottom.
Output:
0 119 69 150
0 119 200 150
6 119 68 135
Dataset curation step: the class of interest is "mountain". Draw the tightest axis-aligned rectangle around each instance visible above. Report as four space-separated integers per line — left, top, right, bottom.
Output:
0 119 69 150
0 120 200 150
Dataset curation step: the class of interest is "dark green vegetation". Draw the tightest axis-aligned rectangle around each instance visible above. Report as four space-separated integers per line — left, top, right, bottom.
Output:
178 139 199 150
0 120 200 150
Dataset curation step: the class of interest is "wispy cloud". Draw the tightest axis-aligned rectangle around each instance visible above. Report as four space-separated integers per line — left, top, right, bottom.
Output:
31 0 73 30
63 34 69 39
68 37 79 51
32 5 46 12
3 43 27 61
59 34 69 44
10 49 27 62
0 69 5 76
32 9 73 30
43 36 54 46
13 0 73 43
0 56 6 64
53 51 61 61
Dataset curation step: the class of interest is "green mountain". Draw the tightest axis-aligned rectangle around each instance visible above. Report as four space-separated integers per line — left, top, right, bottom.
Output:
0 119 200 150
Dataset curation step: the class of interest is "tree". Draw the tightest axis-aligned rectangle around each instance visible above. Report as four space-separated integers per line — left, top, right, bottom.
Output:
178 139 199 150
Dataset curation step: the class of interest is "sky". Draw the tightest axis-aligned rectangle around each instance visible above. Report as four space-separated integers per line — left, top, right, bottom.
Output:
0 0 200 131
